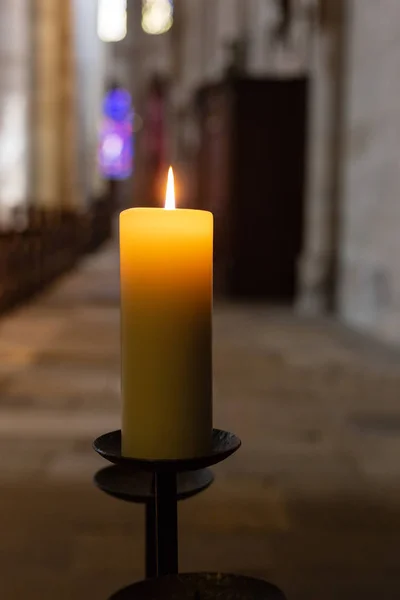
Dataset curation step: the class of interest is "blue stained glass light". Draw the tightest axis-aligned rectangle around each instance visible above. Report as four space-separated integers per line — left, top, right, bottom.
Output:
103 88 132 122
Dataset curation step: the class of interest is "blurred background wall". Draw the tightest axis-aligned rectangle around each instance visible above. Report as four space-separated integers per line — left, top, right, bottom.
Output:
299 0 400 344
0 0 114 313
1 0 400 346
338 0 400 344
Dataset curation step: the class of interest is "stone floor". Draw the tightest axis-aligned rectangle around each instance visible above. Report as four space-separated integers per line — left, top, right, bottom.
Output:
0 240 400 599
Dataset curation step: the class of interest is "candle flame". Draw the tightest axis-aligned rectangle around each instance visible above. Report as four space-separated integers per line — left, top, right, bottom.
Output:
165 166 175 210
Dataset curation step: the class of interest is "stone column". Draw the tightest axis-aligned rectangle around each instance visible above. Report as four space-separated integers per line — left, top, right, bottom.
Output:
32 0 81 210
31 0 62 209
297 0 348 313
58 0 81 210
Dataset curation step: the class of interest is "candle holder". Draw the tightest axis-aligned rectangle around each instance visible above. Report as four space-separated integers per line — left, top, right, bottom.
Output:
93 429 286 599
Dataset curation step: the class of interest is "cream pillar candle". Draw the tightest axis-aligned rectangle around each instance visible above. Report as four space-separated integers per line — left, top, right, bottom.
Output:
120 168 213 459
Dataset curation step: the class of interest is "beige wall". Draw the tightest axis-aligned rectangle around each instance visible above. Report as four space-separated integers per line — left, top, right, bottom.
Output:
297 0 345 314
299 0 400 345
338 0 400 343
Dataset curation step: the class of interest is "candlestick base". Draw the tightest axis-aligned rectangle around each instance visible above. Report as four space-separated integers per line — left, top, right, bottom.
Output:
93 428 241 472
110 572 286 600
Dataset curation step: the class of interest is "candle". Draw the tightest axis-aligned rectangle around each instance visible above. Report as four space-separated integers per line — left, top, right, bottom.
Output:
120 167 213 459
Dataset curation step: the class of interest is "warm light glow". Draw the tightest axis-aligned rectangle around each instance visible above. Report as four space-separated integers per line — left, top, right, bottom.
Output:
97 0 127 42
165 166 175 210
142 0 173 35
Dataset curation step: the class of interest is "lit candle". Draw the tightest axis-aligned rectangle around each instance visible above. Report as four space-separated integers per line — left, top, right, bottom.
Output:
120 167 213 459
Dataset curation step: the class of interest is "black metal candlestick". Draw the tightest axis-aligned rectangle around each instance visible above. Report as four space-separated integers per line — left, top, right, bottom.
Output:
93 429 287 599
93 429 240 578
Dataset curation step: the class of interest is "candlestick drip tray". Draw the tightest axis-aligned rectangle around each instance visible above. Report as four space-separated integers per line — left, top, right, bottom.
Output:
94 465 214 502
93 429 241 472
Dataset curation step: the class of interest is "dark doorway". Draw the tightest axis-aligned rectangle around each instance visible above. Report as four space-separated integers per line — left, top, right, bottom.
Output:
196 77 309 303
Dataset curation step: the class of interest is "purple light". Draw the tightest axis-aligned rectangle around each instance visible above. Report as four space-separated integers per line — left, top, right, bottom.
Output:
98 89 134 180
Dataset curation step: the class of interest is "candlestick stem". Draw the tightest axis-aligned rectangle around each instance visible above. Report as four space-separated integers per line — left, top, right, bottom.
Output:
154 471 178 575
145 498 157 578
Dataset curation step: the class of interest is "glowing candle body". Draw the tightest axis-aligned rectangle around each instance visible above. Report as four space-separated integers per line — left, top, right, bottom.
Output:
120 207 213 459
